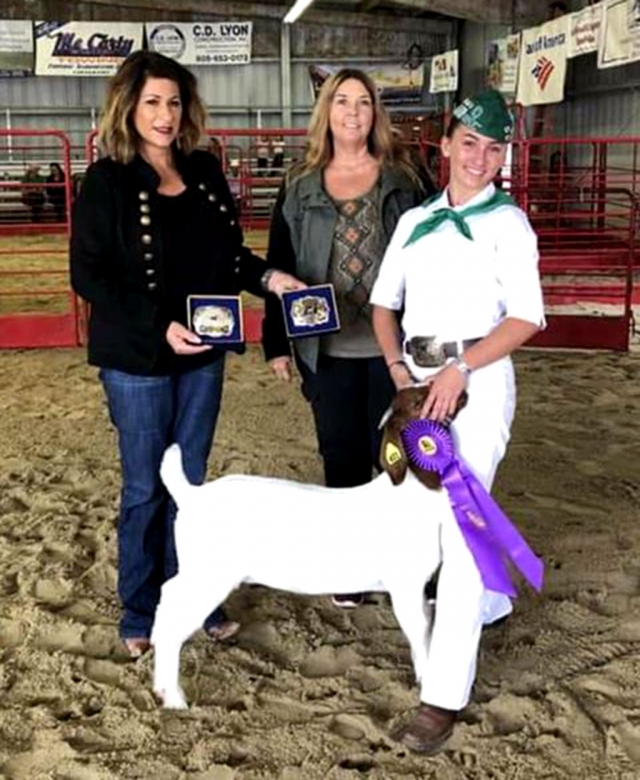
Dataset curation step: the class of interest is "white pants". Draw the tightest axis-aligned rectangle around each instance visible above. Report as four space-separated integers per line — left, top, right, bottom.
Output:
408 355 516 710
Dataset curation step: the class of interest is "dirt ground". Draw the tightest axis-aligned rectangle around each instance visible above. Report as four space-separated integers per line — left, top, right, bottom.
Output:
0 345 639 780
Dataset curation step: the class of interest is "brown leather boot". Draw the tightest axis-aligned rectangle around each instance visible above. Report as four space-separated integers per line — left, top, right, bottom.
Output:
394 703 457 754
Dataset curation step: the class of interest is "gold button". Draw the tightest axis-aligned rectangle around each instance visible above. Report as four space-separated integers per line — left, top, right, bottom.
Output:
234 255 241 263
145 268 155 276
148 282 157 290
140 204 151 213
140 215 151 226
141 234 152 245
234 267 240 273
230 219 236 226
139 191 149 201
143 252 153 261
198 183 206 191
208 193 216 202
220 204 228 212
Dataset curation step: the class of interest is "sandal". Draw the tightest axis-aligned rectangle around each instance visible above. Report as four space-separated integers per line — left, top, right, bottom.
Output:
123 637 151 658
205 621 240 641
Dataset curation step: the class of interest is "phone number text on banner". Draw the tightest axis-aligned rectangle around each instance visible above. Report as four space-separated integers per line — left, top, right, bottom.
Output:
146 22 252 66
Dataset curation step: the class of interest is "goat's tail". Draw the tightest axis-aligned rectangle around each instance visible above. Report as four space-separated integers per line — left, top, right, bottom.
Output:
160 444 195 507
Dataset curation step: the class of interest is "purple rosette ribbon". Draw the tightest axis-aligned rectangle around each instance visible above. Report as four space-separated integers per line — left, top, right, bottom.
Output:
401 419 544 597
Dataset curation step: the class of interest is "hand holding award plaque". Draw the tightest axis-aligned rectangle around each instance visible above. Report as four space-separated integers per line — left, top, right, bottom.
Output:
186 295 244 345
281 284 341 339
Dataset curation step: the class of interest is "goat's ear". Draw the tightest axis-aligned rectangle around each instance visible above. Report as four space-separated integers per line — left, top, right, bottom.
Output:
379 426 408 485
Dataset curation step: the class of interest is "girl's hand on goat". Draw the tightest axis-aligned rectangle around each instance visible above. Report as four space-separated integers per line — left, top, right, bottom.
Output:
166 322 212 355
420 363 467 422
266 271 306 299
389 361 415 391
269 356 293 382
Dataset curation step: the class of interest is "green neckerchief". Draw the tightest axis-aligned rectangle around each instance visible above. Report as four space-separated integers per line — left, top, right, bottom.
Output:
403 188 515 247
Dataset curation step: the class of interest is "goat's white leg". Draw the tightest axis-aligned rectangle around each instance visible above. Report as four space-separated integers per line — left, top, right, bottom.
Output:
152 575 197 709
152 574 234 709
154 638 188 709
387 579 433 688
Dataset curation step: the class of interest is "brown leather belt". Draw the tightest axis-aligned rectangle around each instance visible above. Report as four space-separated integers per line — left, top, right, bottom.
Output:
404 336 482 368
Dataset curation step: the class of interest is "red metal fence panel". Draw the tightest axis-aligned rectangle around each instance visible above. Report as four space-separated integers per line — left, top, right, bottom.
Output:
0 126 637 351
0 129 78 348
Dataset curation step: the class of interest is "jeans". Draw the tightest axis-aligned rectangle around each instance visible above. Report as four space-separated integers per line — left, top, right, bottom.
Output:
298 354 395 488
100 358 225 638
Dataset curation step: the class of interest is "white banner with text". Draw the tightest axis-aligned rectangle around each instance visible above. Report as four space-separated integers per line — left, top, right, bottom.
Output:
146 21 252 66
517 17 568 106
35 21 142 76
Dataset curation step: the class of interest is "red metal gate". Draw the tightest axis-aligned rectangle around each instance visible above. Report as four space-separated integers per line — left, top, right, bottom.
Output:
0 130 78 348
1 126 636 351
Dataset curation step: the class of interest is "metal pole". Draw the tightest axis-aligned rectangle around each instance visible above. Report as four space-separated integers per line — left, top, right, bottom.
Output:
6 109 12 162
281 22 292 128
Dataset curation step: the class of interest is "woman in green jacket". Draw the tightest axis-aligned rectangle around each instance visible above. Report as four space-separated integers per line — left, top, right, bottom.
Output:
262 69 430 605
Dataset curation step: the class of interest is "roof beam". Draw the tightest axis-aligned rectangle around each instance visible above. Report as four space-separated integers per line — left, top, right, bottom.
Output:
376 0 513 25
379 0 554 27
76 0 452 33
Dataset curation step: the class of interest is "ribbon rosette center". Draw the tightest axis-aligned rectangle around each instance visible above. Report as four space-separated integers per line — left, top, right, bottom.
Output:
401 419 454 472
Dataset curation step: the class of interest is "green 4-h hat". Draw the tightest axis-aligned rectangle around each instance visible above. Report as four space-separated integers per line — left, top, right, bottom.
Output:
452 89 514 143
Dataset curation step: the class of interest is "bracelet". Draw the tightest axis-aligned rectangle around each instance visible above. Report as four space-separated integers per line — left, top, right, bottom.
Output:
387 359 407 371
260 267 277 293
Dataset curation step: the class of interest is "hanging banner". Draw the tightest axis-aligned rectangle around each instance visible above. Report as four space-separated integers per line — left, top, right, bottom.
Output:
517 17 568 106
35 21 143 76
308 63 424 104
598 0 640 69
429 49 458 93
567 3 602 57
0 20 34 76
146 22 252 65
487 33 521 93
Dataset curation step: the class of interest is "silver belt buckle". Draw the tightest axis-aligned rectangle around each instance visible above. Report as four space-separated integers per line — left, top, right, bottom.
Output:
409 336 446 368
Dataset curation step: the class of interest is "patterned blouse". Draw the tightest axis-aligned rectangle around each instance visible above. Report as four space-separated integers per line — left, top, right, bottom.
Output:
322 180 386 358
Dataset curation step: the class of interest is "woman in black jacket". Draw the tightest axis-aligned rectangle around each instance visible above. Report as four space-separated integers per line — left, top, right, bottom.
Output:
71 50 301 657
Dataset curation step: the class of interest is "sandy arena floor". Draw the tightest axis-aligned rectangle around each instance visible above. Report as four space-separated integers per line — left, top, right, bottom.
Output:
0 345 639 780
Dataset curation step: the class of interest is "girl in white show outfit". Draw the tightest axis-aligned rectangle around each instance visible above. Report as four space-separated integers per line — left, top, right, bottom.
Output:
371 88 545 754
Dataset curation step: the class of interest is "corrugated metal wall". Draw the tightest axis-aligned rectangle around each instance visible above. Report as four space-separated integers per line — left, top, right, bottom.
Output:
2 17 451 154
459 21 510 97
559 58 640 138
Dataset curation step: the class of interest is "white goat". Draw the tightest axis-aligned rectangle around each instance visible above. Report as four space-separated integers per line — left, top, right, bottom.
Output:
151 386 484 709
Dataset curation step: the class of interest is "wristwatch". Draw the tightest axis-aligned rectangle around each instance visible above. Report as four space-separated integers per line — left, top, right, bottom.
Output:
260 267 277 293
452 356 472 378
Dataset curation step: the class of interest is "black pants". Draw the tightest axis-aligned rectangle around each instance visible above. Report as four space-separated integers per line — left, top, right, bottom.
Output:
299 354 395 488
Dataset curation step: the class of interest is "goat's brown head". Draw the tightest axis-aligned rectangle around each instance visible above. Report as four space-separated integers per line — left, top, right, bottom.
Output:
379 384 468 489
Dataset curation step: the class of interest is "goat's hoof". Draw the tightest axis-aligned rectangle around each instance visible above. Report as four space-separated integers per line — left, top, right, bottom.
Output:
155 687 188 710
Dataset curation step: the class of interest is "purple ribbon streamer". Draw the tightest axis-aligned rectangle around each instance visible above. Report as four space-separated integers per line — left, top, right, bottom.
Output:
401 420 544 597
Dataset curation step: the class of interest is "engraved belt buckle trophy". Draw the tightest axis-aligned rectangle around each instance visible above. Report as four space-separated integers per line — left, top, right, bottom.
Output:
409 336 447 368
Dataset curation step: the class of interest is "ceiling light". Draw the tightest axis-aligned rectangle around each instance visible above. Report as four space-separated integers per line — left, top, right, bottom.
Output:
283 0 315 24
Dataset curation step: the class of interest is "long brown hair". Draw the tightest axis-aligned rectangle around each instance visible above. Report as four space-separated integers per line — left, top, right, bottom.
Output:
292 68 419 185
98 50 206 164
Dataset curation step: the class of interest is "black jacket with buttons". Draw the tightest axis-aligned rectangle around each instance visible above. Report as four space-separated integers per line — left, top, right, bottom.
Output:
70 149 267 375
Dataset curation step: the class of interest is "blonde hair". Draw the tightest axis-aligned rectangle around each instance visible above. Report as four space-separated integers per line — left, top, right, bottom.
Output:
98 50 206 164
291 68 419 185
